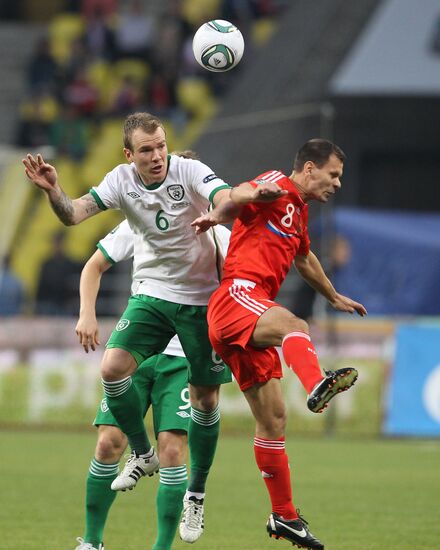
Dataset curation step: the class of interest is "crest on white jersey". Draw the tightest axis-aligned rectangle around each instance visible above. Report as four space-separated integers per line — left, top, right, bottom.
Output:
167 184 185 201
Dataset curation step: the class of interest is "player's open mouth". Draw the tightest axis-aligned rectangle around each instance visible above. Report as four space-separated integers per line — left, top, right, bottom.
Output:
151 165 163 174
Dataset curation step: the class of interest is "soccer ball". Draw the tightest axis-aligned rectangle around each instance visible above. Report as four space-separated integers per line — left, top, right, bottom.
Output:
192 19 244 72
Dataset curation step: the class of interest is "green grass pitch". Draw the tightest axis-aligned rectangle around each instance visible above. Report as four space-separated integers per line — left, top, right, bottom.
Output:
1 431 439 549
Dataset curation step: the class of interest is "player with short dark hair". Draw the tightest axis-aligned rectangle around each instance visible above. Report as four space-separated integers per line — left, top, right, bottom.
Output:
192 138 367 549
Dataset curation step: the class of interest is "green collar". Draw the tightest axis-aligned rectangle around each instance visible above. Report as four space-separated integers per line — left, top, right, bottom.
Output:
138 155 171 190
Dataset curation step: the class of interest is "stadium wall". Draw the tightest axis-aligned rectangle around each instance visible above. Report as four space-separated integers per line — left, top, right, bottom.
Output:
0 316 390 437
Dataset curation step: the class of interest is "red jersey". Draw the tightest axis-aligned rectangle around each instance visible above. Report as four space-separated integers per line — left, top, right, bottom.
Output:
221 170 310 299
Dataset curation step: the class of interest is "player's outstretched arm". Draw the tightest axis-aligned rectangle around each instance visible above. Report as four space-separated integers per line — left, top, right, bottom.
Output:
192 188 240 234
75 250 112 352
230 181 288 204
22 153 101 225
192 182 287 234
294 251 367 317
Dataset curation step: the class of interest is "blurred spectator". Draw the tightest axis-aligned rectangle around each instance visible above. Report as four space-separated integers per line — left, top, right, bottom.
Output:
147 71 186 130
50 105 90 161
62 37 91 86
109 75 143 116
26 37 59 93
35 232 82 316
63 68 99 118
114 0 156 61
180 35 203 77
153 0 192 78
290 234 352 321
84 8 116 60
147 72 177 113
251 0 287 17
0 255 25 316
81 0 119 20
221 0 255 35
16 90 59 147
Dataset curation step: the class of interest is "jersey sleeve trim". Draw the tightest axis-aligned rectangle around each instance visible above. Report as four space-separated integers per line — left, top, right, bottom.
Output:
209 184 231 203
97 242 116 264
89 188 108 211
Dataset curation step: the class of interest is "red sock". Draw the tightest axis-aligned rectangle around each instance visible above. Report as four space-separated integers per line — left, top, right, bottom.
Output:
254 436 297 519
282 331 323 393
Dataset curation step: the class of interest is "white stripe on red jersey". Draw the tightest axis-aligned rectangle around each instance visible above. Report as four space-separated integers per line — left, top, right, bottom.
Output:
229 284 268 315
262 170 284 183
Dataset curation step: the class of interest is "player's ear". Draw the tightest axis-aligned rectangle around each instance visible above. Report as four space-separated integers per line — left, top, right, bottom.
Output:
304 160 314 175
123 148 133 162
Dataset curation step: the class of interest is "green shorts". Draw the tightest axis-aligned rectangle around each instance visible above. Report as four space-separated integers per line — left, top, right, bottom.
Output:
106 295 232 386
94 353 191 437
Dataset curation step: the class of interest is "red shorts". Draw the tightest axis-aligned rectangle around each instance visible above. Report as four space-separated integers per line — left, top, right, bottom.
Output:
207 278 283 391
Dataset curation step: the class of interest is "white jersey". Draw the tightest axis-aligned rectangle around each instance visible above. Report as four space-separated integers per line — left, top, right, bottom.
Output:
91 155 230 305
98 220 231 358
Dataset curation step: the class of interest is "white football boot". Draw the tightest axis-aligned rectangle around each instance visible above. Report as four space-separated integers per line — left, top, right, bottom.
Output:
179 495 205 543
74 537 104 550
111 448 159 491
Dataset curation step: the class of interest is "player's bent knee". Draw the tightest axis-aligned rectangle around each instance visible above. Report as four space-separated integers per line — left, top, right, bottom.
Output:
158 431 187 467
284 315 309 336
159 444 186 466
189 384 220 411
101 348 136 381
95 426 127 462
257 413 286 439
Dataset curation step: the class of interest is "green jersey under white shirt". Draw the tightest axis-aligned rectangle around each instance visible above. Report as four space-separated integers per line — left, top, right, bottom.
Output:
90 155 230 305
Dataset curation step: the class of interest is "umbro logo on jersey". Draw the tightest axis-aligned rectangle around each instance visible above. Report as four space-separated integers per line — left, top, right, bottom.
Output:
100 398 109 413
127 191 140 198
167 184 185 201
176 411 190 418
210 364 225 372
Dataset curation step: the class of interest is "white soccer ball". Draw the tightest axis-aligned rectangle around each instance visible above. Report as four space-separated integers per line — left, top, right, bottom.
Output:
192 19 244 72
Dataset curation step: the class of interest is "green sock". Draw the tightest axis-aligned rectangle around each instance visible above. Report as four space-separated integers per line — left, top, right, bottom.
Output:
102 376 151 454
187 406 220 493
83 458 119 547
152 466 188 550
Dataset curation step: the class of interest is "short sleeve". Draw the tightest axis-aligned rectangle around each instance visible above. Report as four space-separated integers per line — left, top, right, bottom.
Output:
90 166 123 210
184 159 230 203
97 220 134 263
